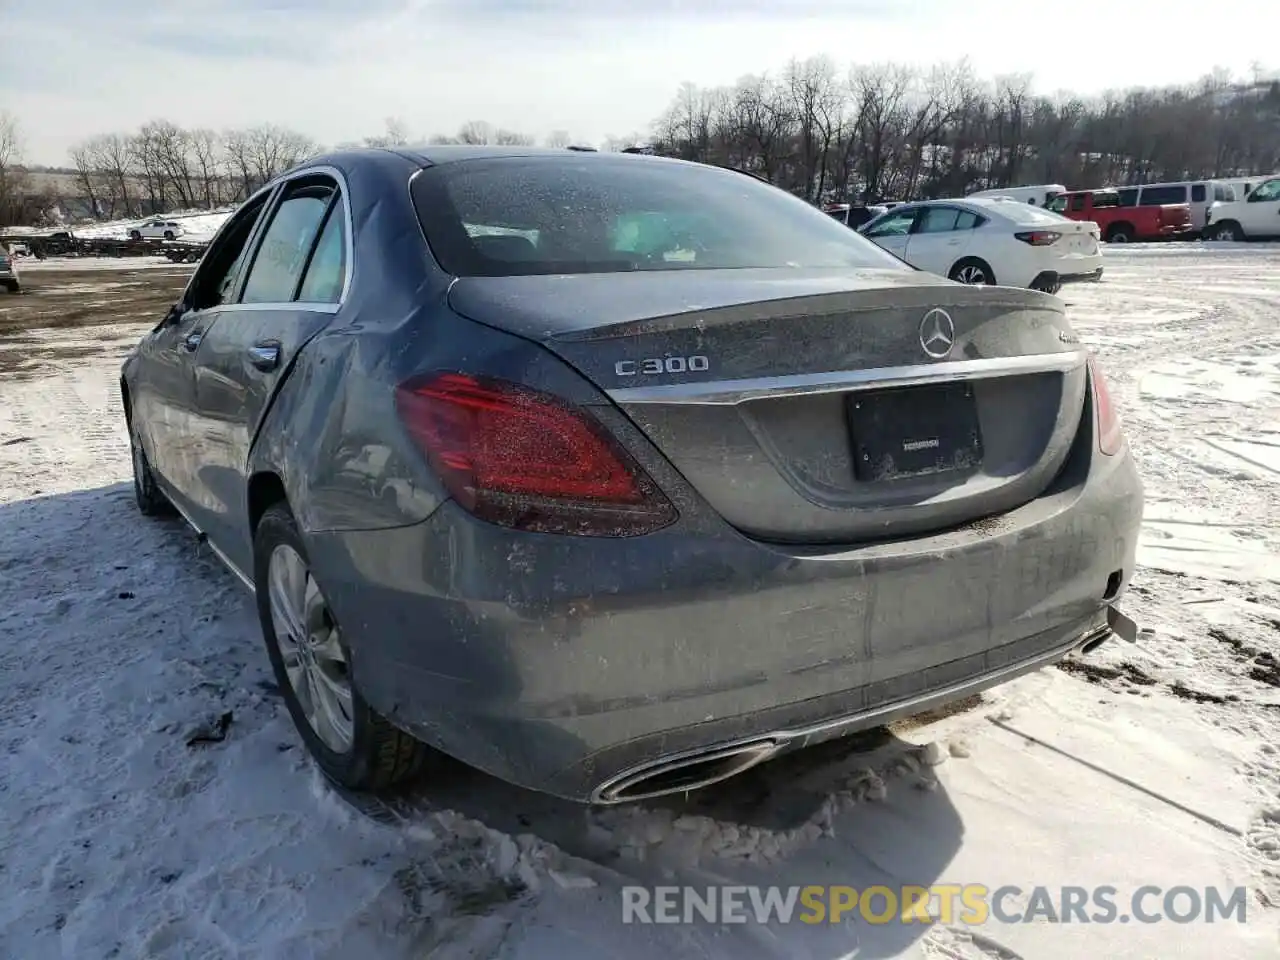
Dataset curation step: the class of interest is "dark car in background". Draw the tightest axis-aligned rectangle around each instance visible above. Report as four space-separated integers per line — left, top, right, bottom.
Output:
825 202 889 230
0 244 20 293
121 146 1143 803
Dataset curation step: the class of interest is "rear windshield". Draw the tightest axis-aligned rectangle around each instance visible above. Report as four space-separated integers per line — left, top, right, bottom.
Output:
410 157 909 276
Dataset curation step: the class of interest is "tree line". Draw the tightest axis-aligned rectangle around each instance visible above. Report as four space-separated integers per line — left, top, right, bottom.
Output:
0 115 579 225
3 60 1278 226
649 59 1280 204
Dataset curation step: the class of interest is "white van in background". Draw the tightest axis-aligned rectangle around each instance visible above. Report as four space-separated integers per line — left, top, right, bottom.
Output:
966 184 1067 207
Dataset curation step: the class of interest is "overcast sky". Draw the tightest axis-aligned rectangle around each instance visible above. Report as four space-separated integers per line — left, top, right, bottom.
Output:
1 0 1273 166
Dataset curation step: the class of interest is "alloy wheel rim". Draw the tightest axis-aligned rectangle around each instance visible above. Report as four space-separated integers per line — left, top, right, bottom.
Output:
958 266 985 284
267 544 354 753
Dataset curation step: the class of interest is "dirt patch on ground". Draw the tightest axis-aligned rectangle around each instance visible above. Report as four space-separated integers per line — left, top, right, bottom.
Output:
1056 659 1158 686
0 266 191 380
1250 652 1280 688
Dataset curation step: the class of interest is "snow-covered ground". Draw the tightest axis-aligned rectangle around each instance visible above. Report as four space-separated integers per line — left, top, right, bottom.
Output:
1 248 1278 959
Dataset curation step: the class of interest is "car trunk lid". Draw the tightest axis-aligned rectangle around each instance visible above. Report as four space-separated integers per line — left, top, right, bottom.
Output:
447 268 1088 544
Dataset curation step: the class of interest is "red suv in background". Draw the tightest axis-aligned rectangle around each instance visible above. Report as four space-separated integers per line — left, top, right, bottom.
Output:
1047 188 1194 242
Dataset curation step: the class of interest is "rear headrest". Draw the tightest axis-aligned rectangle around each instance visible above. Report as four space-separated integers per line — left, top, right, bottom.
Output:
473 234 537 260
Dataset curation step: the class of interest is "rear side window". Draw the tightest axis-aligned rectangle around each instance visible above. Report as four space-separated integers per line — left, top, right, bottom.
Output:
1191 184 1207 203
1117 189 1139 207
917 207 960 233
241 180 335 304
954 210 983 229
297 205 347 303
863 208 917 238
1139 185 1186 205
1070 195 1087 212
410 157 909 276
1093 193 1120 209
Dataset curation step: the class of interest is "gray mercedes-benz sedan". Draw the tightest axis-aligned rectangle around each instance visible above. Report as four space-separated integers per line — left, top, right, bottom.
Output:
121 146 1143 803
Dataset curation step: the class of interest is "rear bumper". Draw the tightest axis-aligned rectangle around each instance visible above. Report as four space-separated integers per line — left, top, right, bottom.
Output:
307 442 1143 802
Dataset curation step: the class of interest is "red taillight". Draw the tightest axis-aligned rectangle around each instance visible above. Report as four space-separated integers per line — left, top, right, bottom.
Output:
1014 230 1061 246
394 372 678 537
1087 355 1124 456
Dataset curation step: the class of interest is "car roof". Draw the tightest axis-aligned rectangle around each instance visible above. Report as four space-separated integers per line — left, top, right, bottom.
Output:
394 144 659 166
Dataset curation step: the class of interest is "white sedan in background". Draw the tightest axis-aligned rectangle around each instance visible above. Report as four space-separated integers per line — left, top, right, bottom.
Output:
858 198 1103 293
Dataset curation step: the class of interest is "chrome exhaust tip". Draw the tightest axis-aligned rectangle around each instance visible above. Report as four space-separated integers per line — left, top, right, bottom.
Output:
1078 628 1112 655
591 739 780 805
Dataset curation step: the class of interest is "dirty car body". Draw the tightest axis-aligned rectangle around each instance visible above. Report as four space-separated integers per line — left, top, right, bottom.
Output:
121 146 1144 803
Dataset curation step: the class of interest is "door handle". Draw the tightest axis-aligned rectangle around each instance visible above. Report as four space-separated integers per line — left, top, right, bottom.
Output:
182 331 204 352
248 342 281 371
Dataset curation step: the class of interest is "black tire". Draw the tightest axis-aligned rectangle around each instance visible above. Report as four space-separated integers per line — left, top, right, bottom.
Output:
3 282 18 294
948 258 996 285
129 230 141 241
253 502 430 792
1211 221 1244 242
1106 224 1133 243
163 231 175 241
129 418 175 516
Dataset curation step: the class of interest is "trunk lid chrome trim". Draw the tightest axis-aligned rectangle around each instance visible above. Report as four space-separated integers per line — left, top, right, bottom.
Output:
607 349 1086 405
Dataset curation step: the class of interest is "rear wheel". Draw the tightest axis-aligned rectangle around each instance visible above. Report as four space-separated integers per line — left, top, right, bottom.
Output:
949 258 995 285
129 419 174 516
163 230 175 241
253 503 430 792
1105 224 1133 243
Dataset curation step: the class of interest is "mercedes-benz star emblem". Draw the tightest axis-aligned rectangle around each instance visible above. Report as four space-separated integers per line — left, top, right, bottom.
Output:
918 308 955 359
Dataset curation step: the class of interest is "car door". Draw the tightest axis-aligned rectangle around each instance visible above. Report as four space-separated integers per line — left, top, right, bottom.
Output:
903 205 972 277
1241 177 1280 236
860 206 918 262
184 172 349 573
131 191 275 512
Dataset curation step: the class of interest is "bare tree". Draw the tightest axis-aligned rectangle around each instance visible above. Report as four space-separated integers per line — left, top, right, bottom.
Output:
544 129 572 148
786 56 843 201
189 129 222 208
69 141 103 219
494 128 534 145
85 133 137 218
220 124 319 198
364 117 411 148
0 110 30 225
457 121 494 145
142 120 197 208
